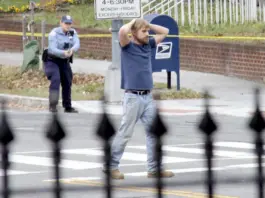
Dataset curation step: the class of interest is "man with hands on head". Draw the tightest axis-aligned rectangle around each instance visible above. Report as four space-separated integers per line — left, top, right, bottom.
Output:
103 18 175 180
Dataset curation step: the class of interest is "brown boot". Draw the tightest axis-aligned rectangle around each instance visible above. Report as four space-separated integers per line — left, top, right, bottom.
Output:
147 170 174 178
103 169 124 180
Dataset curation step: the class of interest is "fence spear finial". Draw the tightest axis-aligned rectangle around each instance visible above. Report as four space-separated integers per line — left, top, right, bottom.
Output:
198 89 217 198
249 87 265 198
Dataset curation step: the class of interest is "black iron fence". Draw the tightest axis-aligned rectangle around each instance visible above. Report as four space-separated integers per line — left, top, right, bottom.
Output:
0 88 265 198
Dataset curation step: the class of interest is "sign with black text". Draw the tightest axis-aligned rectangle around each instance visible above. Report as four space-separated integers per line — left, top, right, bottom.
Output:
94 0 141 19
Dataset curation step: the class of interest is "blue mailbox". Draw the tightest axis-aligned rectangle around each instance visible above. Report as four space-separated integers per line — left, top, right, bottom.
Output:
144 14 180 90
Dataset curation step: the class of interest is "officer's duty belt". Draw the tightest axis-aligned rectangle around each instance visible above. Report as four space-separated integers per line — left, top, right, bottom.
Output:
48 53 73 63
48 54 68 61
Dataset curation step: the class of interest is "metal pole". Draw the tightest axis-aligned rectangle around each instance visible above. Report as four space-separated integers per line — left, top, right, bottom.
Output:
41 20 46 53
110 20 122 70
22 15 26 48
2 146 9 198
167 71 171 89
104 19 124 103
41 20 46 71
30 2 35 40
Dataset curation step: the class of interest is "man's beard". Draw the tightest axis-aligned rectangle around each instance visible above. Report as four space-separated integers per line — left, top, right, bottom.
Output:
136 36 149 44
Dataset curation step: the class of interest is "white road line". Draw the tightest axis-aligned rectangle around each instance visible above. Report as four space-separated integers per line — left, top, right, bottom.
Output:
14 147 101 154
43 162 265 181
43 177 102 182
127 145 254 158
0 170 30 176
15 127 35 130
13 144 205 154
9 142 261 172
125 163 265 177
14 151 53 154
214 142 256 149
164 146 254 158
9 155 102 170
0 170 47 176
125 168 207 176
13 141 258 155
61 149 200 163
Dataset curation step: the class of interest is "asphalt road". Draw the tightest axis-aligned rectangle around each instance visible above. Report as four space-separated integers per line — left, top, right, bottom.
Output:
0 109 263 198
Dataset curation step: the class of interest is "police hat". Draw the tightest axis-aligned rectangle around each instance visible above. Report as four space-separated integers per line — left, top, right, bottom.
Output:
61 15 73 24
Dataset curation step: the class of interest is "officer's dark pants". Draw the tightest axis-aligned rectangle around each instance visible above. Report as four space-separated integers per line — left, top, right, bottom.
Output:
44 58 73 109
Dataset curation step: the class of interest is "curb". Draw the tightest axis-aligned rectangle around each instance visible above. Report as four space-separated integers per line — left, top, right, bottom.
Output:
0 94 123 113
0 94 49 106
1 93 255 118
0 94 63 111
0 94 203 116
0 94 121 113
2 94 241 117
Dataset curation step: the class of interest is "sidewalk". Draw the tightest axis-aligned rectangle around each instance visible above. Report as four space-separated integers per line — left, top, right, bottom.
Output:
1 52 265 117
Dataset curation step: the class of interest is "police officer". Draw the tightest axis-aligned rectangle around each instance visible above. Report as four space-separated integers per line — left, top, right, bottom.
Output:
43 15 80 113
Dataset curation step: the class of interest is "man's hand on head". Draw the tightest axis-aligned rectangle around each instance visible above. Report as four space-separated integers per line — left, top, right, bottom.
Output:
149 24 169 45
130 19 136 25
119 19 137 47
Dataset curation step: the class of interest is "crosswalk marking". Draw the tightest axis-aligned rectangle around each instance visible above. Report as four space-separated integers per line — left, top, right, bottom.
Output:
125 162 265 177
0 170 37 176
1 141 264 176
43 162 265 181
214 142 257 149
61 148 200 163
0 170 47 176
130 145 254 158
10 155 103 170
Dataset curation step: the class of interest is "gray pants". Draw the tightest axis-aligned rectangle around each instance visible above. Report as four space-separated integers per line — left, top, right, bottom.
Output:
109 92 160 172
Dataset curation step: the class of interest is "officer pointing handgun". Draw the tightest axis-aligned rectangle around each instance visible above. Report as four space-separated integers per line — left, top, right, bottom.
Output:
43 15 80 113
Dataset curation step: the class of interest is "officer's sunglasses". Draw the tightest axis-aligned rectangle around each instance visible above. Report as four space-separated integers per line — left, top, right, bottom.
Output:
64 23 72 25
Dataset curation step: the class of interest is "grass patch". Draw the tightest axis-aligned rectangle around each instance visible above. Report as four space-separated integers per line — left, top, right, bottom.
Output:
153 82 208 99
0 65 207 100
0 65 104 100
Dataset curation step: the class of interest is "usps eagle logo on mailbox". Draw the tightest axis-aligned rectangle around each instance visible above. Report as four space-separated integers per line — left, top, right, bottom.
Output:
155 42 173 59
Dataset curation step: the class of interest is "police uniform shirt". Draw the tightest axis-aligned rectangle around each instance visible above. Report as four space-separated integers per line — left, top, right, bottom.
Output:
48 27 80 59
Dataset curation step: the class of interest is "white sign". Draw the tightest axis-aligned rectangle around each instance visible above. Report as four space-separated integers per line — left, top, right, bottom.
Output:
95 0 141 19
155 42 173 59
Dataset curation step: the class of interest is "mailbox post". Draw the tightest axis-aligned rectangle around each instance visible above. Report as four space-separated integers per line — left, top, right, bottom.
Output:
144 14 180 90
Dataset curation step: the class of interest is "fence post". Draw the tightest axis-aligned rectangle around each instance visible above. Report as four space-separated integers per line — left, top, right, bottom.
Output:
0 99 15 198
29 1 36 40
149 93 168 198
22 15 27 49
249 88 265 198
45 95 67 198
96 96 116 198
198 90 218 198
41 20 46 71
41 20 46 53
